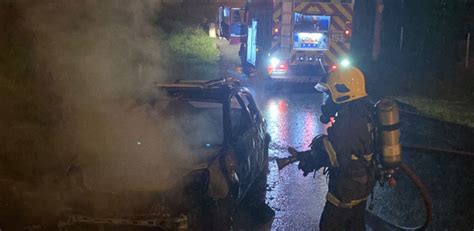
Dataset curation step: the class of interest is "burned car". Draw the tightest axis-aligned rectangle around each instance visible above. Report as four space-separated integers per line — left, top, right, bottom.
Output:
60 78 271 230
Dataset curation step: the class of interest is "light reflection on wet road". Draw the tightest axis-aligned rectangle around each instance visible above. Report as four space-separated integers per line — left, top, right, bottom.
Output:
252 87 330 230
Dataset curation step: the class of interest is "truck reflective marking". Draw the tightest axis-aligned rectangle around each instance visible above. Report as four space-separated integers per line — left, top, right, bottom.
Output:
305 6 322 14
332 42 349 56
323 50 338 64
294 2 306 12
319 3 335 14
333 4 352 21
332 17 347 31
330 43 347 59
273 8 282 21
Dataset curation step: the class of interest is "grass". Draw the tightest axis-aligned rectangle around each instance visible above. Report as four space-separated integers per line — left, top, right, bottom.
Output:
394 96 474 128
366 63 474 128
165 27 219 80
157 2 220 81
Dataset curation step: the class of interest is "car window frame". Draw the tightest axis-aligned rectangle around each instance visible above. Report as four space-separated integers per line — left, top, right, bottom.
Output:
239 91 261 124
228 92 254 138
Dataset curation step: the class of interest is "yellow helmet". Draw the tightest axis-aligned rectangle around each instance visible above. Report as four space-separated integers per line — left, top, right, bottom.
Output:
315 66 367 104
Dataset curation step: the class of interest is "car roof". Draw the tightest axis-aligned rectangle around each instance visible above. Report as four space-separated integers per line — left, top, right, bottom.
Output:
156 78 246 103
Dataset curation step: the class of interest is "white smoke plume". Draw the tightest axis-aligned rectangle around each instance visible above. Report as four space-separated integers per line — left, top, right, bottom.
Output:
20 0 193 191
0 1 221 226
0 0 226 227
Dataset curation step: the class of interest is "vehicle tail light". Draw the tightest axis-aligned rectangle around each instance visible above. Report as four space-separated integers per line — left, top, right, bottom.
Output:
268 58 288 75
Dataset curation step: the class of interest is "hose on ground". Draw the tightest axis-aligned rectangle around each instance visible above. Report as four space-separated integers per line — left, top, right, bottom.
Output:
399 163 433 230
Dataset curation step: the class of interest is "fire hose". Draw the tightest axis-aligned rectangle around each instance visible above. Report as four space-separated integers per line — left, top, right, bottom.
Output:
398 162 432 230
367 163 433 231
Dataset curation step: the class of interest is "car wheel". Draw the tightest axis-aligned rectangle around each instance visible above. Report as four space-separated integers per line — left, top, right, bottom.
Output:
236 170 274 226
188 198 234 231
245 132 270 201
237 134 274 225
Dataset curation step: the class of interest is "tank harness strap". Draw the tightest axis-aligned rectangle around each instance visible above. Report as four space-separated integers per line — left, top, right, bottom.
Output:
326 192 368 209
322 138 339 167
350 153 374 161
323 138 374 167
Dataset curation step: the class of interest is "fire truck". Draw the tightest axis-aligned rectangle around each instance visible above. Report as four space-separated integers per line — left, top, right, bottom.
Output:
242 0 362 82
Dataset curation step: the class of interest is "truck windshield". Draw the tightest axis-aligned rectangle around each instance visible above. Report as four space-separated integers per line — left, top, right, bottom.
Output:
293 13 330 51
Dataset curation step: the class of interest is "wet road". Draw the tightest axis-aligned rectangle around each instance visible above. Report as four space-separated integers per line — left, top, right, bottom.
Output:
246 83 331 230
263 92 327 230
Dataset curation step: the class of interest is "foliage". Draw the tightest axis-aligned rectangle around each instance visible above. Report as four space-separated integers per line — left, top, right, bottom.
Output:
366 64 474 128
157 2 216 32
161 17 219 80
154 1 220 80
395 96 474 128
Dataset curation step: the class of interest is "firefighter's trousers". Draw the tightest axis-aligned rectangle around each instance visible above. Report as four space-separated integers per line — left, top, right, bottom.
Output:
319 200 367 231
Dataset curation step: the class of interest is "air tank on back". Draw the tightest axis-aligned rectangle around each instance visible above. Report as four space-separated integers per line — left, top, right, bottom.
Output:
375 99 401 170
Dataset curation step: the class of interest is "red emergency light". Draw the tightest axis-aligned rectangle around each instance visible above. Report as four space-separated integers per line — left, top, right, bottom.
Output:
331 65 337 70
344 30 352 40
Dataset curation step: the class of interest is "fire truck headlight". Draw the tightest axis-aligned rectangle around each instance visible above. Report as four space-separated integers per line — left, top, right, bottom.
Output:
298 56 305 62
307 56 314 62
270 57 280 67
340 58 351 67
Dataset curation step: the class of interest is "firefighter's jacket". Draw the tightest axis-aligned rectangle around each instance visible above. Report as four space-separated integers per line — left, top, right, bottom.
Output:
304 98 376 204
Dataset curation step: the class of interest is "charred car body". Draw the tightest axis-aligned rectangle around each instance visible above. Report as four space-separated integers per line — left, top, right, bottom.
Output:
60 78 271 230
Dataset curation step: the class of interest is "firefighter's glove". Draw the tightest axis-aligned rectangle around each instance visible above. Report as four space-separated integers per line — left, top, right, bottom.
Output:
297 152 315 177
288 147 298 157
287 147 316 177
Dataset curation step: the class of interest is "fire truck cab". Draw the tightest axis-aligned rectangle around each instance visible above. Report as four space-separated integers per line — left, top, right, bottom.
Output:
244 0 355 82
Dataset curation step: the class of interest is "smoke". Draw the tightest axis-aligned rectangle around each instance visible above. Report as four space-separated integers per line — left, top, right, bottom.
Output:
0 0 225 226
3 0 213 197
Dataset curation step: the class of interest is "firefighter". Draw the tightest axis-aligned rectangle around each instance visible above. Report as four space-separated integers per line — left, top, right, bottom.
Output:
288 66 376 230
